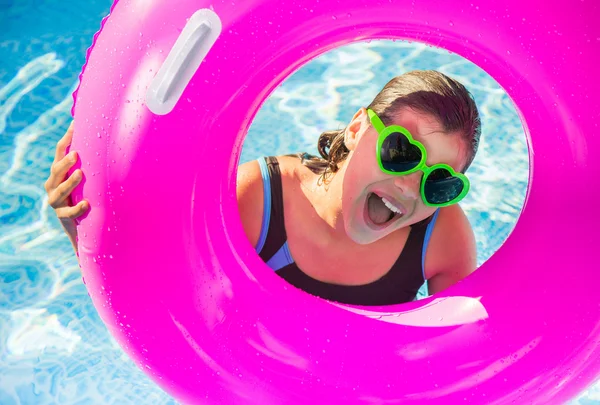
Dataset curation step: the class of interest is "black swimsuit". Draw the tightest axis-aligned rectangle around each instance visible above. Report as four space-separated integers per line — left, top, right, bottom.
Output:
255 156 439 306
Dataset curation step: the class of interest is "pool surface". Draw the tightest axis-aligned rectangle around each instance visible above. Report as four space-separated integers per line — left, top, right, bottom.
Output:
0 1 598 404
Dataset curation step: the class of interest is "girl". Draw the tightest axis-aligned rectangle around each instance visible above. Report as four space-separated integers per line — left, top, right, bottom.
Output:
46 70 480 306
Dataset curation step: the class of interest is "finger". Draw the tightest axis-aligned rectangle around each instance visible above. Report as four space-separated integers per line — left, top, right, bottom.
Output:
55 200 90 220
53 121 75 164
48 168 82 208
46 152 78 192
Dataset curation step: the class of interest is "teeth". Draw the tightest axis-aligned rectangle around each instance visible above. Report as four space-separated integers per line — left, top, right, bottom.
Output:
381 197 402 214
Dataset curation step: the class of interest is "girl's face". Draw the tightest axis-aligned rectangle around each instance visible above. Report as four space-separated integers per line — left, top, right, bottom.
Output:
340 107 467 245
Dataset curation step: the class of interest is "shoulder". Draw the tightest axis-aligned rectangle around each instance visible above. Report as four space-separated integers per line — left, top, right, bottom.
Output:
236 159 265 249
423 204 477 294
237 158 266 199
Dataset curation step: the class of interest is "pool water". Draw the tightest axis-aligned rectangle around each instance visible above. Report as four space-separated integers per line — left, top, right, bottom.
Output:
0 0 598 404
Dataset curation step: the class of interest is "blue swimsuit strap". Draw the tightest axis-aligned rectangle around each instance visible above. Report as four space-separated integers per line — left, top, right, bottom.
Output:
255 157 272 254
421 208 441 280
256 157 294 270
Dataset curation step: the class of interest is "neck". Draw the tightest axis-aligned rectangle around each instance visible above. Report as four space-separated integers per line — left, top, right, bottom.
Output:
304 163 348 238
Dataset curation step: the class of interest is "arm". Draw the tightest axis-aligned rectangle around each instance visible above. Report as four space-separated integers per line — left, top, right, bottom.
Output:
424 204 477 295
236 160 265 249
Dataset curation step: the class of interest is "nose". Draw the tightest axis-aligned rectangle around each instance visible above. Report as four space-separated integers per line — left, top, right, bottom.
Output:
393 172 422 200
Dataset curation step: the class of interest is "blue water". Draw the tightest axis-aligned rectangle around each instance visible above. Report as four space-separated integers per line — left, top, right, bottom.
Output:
0 1 598 404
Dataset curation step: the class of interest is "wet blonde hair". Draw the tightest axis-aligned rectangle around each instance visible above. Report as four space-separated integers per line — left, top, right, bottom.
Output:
301 70 481 183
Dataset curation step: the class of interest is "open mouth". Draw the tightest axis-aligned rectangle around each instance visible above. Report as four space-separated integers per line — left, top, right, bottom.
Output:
364 192 405 230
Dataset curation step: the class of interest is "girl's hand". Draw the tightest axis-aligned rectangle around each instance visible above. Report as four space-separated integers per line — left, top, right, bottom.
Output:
44 121 89 252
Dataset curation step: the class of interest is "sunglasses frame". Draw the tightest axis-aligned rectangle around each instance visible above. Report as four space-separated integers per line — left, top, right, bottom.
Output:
367 108 470 207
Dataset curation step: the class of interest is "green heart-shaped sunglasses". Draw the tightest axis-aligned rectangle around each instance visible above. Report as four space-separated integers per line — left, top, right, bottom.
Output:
368 109 470 207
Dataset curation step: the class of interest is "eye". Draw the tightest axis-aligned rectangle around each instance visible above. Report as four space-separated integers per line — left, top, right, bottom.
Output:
428 168 452 181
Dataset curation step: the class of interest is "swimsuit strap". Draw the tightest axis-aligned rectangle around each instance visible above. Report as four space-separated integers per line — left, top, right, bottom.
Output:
256 156 288 263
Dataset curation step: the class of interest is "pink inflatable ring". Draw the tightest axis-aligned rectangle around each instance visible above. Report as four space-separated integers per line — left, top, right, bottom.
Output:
70 0 600 403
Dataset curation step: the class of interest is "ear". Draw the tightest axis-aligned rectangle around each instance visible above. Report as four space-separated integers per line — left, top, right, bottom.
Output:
344 107 368 151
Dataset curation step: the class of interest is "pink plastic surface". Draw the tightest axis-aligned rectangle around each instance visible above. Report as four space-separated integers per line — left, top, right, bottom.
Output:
70 0 600 403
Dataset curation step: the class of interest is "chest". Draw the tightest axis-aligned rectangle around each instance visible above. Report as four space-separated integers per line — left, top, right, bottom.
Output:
281 194 412 286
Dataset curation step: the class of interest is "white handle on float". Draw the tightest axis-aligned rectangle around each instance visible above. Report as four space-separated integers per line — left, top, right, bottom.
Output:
146 9 222 115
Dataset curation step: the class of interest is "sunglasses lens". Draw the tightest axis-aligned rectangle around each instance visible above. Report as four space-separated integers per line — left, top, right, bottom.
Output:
380 132 422 172
424 168 465 205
